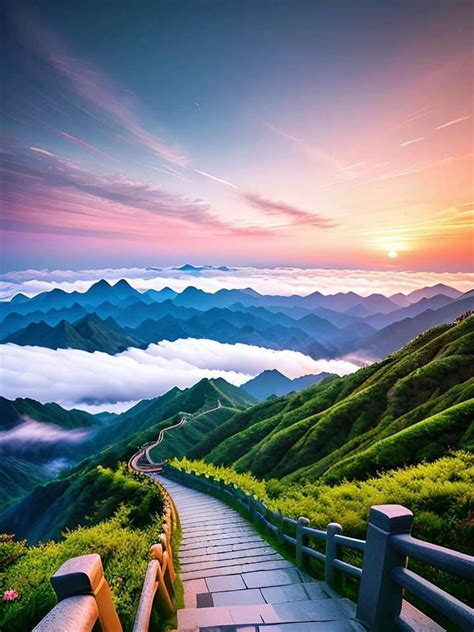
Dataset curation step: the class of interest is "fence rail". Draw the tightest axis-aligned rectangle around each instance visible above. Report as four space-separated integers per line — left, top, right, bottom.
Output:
164 464 474 632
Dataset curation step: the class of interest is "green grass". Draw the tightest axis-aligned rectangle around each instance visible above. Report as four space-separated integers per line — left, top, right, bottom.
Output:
188 316 474 483
169 452 474 616
0 466 166 632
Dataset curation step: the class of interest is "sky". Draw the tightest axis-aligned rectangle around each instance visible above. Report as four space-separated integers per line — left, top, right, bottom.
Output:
1 0 473 273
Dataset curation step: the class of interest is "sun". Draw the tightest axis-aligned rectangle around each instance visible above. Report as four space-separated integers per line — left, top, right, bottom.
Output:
387 250 398 259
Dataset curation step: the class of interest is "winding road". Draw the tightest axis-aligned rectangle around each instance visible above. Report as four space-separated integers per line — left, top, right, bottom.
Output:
129 400 222 473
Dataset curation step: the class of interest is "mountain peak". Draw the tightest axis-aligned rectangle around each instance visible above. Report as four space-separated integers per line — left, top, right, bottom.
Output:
88 279 112 291
10 293 29 304
114 279 134 289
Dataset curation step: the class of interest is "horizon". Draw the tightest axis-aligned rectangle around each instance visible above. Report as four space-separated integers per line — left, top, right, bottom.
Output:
1 264 473 301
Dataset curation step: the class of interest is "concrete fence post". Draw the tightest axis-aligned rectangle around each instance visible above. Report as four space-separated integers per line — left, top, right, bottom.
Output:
325 522 343 587
51 554 122 632
295 517 310 568
356 505 413 632
246 494 256 523
276 512 284 545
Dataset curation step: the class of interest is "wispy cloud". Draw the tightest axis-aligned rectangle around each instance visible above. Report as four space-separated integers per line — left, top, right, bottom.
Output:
55 129 118 162
194 169 239 189
30 146 56 157
1 141 281 242
243 193 338 228
400 137 425 147
263 121 344 172
18 7 186 165
0 142 233 236
435 116 471 130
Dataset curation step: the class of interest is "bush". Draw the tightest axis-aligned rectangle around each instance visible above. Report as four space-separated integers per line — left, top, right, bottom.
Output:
0 467 165 632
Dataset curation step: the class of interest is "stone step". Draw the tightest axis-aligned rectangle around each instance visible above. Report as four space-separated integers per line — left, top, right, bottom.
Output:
195 622 365 632
195 622 365 631
205 581 331 607
181 559 294 582
177 598 358 629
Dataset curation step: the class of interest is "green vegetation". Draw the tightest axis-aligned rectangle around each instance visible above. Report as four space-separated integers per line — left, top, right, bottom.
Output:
170 452 474 614
170 452 474 553
188 316 474 482
0 458 48 507
148 406 240 462
0 466 165 632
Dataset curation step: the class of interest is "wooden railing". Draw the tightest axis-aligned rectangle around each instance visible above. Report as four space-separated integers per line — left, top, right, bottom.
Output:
132 476 179 632
33 477 179 632
163 464 474 632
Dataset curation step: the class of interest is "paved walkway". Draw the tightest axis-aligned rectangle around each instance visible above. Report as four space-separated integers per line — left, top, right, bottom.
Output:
155 475 364 632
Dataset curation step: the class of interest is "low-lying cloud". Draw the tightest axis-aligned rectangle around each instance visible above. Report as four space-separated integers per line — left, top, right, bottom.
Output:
0 339 360 412
1 265 472 301
0 417 90 445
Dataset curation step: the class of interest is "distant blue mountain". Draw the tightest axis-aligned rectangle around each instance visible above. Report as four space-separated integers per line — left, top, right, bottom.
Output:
242 369 334 401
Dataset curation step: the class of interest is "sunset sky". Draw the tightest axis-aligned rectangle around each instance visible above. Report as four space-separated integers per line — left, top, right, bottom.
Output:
1 0 473 273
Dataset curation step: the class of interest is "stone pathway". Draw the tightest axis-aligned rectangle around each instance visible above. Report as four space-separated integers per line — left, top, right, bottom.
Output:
155 475 365 632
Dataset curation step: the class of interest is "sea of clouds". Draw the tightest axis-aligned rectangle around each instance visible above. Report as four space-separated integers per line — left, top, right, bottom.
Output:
1 339 360 413
1 265 473 300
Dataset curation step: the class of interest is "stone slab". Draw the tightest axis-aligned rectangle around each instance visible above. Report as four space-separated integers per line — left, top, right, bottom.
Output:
242 569 303 589
212 589 266 607
206 574 247 593
261 583 313 604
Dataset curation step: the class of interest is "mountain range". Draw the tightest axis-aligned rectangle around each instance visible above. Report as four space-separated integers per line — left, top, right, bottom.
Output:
1 314 472 544
1 279 472 359
188 314 474 482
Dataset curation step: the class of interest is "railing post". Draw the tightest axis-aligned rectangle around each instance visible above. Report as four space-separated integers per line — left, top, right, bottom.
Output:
51 554 122 632
275 511 284 545
325 522 343 587
295 517 310 568
356 505 413 632
247 494 256 523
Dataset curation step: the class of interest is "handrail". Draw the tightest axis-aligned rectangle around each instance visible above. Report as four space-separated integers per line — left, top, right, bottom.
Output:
164 465 474 632
131 469 179 631
33 474 179 632
391 567 474 631
33 554 122 632
33 595 99 632
163 465 364 585
391 533 474 580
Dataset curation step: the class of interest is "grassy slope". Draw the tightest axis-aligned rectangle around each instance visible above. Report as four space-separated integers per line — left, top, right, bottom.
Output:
0 466 164 632
149 406 241 462
0 396 98 430
0 379 255 542
95 377 255 446
188 317 474 482
0 458 47 507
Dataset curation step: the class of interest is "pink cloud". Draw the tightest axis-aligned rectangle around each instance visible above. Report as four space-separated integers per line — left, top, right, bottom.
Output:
243 192 338 228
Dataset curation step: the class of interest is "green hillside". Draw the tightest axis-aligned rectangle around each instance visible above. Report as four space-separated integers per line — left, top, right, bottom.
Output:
0 458 48 507
0 378 255 541
148 405 240 462
0 397 98 430
95 377 255 446
0 466 164 632
189 316 474 482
